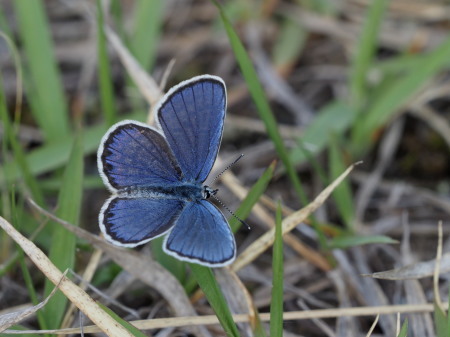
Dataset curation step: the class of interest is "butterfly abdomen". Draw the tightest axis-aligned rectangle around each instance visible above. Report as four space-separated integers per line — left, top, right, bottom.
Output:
118 184 204 202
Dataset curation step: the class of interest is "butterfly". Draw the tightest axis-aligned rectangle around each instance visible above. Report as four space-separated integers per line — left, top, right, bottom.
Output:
97 75 236 267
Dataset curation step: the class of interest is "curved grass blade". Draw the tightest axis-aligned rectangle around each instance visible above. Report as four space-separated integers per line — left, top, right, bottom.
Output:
190 264 240 337
352 36 450 154
213 0 307 205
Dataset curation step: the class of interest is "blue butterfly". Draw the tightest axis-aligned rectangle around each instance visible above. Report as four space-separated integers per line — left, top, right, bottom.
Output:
98 75 236 267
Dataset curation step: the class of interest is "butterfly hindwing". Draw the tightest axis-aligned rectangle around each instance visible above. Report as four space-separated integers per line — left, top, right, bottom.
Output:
98 120 182 191
156 75 226 183
100 196 185 247
163 200 236 267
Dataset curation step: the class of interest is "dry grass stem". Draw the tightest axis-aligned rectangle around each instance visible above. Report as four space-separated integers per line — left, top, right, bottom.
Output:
4 302 446 335
221 171 331 271
0 216 134 336
232 162 359 271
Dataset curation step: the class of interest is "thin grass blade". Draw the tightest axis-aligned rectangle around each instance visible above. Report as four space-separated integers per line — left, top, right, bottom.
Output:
329 234 397 249
190 264 240 337
396 319 408 337
214 0 307 205
42 133 84 329
352 36 450 154
349 0 389 108
129 0 164 71
13 0 70 142
290 101 357 165
151 237 186 283
97 0 117 126
269 202 284 337
0 35 44 206
18 250 48 332
98 303 147 337
272 17 306 74
329 139 354 231
229 161 275 232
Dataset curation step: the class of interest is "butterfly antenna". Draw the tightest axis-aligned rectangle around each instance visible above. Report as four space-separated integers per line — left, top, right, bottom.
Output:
212 154 244 183
211 194 251 230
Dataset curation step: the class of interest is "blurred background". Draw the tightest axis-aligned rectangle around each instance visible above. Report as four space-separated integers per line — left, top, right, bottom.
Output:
1 0 450 336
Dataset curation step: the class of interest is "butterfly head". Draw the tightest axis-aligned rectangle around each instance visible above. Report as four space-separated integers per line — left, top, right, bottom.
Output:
203 185 218 199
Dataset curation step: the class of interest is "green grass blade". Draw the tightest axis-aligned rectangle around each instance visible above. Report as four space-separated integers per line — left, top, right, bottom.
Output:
214 1 307 205
290 101 357 164
190 264 240 337
349 0 389 108
328 234 398 249
0 51 45 206
98 303 147 337
329 139 354 231
151 236 186 282
397 319 408 337
374 53 425 75
229 161 275 232
270 202 284 337
1 326 40 337
447 288 450 334
435 300 449 337
272 17 306 71
129 0 164 71
42 133 84 329
18 249 48 332
97 0 117 126
352 36 450 154
13 0 70 143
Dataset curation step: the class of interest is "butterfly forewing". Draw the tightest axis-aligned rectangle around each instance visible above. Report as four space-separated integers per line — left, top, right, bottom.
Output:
98 121 182 191
157 76 226 183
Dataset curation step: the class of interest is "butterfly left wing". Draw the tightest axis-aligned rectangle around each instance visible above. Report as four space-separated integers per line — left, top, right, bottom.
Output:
100 196 185 247
163 200 236 267
156 75 226 183
98 120 182 192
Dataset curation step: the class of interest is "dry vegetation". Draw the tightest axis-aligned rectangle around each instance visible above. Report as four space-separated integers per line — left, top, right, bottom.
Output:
1 0 450 336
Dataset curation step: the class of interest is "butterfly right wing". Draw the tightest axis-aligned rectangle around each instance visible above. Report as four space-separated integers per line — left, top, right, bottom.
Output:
163 200 236 267
98 120 182 192
156 75 226 183
100 196 185 247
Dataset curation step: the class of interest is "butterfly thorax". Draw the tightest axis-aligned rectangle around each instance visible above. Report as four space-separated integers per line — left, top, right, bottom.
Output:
118 184 215 202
